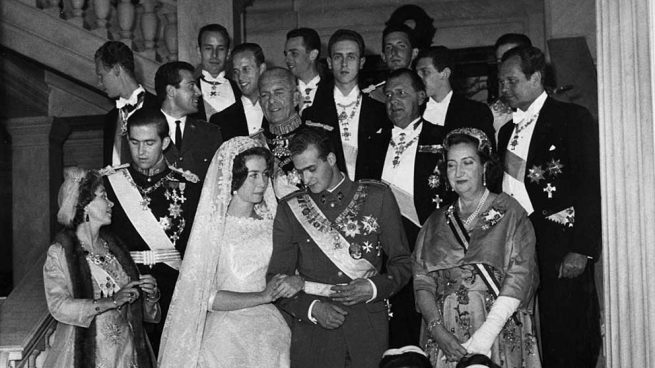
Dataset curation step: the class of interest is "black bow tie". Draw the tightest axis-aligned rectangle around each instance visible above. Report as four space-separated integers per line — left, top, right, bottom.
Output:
121 91 145 113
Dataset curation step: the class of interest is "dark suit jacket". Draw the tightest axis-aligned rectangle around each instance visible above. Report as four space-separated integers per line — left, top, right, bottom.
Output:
497 97 600 265
103 91 159 166
362 119 449 228
302 79 391 180
209 96 268 141
189 77 241 122
438 94 496 148
164 117 222 181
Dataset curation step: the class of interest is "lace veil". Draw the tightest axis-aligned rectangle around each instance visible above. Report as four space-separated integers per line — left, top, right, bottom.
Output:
158 136 277 367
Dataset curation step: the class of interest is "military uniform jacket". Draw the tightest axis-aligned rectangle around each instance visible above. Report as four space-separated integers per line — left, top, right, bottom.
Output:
301 79 392 180
497 97 601 262
268 177 412 322
164 117 222 182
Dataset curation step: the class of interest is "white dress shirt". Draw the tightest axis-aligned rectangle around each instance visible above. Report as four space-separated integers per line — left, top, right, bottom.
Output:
200 70 236 119
334 86 362 180
241 96 264 134
502 91 548 215
298 75 321 114
112 85 146 165
422 90 453 126
161 110 187 145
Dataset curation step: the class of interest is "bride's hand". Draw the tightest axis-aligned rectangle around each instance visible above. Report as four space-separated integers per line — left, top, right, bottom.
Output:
261 274 285 302
275 275 305 298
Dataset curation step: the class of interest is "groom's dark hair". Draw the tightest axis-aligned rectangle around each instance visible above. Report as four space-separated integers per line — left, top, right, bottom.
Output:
289 127 335 161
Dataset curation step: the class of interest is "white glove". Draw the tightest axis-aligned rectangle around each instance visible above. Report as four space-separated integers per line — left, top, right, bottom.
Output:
462 296 520 356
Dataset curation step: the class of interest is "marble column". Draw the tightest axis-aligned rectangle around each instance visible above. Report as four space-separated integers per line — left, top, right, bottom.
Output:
597 0 655 366
5 117 53 285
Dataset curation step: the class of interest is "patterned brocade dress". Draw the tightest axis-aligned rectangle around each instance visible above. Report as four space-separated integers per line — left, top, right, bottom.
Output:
198 216 291 368
413 193 541 368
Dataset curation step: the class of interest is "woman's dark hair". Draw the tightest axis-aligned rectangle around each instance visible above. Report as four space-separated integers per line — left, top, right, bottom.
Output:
443 132 502 193
231 146 274 193
456 354 501 368
70 171 104 229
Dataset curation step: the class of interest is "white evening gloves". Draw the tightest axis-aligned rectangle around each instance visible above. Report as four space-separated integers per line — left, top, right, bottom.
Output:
462 295 520 356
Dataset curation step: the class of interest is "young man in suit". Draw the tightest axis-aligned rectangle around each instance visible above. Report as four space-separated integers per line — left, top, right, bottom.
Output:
210 43 267 140
302 29 390 181
362 68 450 347
156 61 222 182
414 46 495 146
497 46 601 368
191 23 240 122
95 41 159 165
285 28 324 115
268 127 411 368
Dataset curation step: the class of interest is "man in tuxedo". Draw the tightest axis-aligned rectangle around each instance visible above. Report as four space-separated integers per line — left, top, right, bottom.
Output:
210 43 267 140
285 28 324 115
302 29 390 181
414 46 495 146
497 46 601 368
155 61 222 181
95 41 159 165
105 109 201 354
191 23 240 121
363 68 449 347
365 24 419 103
267 127 411 368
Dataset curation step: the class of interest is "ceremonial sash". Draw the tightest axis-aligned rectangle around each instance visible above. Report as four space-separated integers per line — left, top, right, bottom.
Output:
288 194 377 281
503 150 534 215
446 209 521 324
386 181 420 227
108 170 181 270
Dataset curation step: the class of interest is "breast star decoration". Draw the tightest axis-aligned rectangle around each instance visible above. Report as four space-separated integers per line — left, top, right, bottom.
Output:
480 207 505 230
343 219 362 238
546 159 563 176
528 165 545 183
361 215 380 235
427 174 440 189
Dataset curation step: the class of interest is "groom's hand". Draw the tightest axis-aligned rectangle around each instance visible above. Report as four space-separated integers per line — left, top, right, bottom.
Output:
330 278 373 305
312 301 348 329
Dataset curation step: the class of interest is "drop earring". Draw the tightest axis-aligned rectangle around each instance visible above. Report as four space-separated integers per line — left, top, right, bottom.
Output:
482 172 487 187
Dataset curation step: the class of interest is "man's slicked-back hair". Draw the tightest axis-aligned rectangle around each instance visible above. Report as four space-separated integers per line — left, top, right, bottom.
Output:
154 61 195 103
328 29 365 57
197 23 231 49
289 127 335 161
258 67 296 91
127 108 170 140
416 46 454 73
501 46 546 85
382 23 417 49
286 28 322 58
231 43 266 66
494 33 532 52
386 68 426 93
94 41 136 77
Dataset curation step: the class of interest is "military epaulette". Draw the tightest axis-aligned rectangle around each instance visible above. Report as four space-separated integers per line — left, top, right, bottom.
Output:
98 163 130 176
280 187 308 202
168 165 200 183
356 179 389 189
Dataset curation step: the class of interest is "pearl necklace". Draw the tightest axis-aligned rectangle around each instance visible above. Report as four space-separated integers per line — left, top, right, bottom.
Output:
459 188 489 227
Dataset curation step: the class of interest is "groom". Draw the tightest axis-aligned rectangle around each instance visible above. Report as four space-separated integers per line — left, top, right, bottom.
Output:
267 127 412 368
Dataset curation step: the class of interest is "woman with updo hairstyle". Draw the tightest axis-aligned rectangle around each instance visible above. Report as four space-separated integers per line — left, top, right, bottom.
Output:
43 167 160 368
412 128 541 368
159 137 291 368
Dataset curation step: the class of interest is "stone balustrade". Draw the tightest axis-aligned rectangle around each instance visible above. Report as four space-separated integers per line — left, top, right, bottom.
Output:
39 0 178 62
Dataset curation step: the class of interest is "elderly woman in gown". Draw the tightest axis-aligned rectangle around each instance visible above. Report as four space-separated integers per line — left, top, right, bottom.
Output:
413 128 541 368
158 137 291 368
43 167 160 368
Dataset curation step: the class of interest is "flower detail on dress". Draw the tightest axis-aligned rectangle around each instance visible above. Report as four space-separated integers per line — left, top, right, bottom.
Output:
361 215 379 234
480 207 505 230
456 284 470 305
101 318 123 345
342 219 361 238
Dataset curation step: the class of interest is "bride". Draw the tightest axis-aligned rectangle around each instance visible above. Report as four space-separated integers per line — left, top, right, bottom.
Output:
158 137 291 367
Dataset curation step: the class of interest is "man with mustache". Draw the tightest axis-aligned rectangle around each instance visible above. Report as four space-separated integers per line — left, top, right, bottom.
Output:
191 23 240 122
210 43 268 141
302 29 390 182
156 61 222 182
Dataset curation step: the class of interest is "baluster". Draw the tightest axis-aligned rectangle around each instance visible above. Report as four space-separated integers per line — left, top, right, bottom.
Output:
92 0 111 37
139 0 158 59
160 2 177 61
117 0 136 47
43 0 63 18
69 0 85 27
